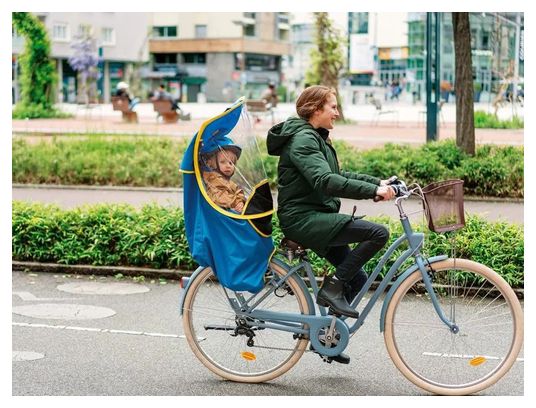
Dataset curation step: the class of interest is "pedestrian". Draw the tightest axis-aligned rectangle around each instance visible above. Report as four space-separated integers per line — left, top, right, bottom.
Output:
115 81 139 111
266 85 395 362
151 84 191 120
261 82 278 108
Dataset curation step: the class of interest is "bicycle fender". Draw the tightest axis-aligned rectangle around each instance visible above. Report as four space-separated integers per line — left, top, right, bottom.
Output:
379 255 448 332
179 266 207 316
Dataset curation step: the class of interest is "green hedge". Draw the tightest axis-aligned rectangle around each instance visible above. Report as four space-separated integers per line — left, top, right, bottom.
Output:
13 137 524 198
12 201 524 288
474 111 524 129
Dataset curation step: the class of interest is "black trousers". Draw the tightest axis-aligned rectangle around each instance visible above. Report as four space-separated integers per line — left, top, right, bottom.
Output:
324 219 390 289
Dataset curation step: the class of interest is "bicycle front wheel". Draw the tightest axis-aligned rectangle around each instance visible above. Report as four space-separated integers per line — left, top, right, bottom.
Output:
182 262 311 383
384 258 523 395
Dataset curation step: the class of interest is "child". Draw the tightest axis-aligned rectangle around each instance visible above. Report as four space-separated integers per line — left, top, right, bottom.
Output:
202 145 246 213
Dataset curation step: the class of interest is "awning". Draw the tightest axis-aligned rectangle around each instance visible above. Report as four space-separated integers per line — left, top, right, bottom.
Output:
183 77 207 85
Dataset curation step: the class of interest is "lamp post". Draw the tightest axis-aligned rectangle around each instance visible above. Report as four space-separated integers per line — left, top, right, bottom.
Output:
425 12 440 142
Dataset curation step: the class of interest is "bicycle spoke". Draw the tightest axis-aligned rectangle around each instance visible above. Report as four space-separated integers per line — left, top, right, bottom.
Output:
384 259 523 395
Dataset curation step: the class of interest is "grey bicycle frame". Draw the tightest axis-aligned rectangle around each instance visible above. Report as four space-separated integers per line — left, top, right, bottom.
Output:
179 195 457 345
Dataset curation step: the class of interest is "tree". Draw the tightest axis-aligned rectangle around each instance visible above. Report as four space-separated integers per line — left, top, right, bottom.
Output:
452 12 476 156
68 30 101 105
305 12 346 121
12 12 59 118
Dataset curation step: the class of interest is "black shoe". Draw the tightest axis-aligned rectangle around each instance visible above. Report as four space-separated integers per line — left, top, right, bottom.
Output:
309 343 351 364
317 276 360 319
309 331 350 365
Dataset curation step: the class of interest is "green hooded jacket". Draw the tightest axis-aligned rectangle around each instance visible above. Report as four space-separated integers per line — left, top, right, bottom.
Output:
266 117 381 256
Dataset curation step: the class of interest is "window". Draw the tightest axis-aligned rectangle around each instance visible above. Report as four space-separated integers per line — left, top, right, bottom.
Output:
183 53 206 64
277 13 290 25
78 24 92 38
101 27 115 45
481 31 490 50
349 12 368 34
52 23 69 41
154 53 178 64
244 24 255 37
195 25 207 38
153 26 178 38
237 53 279 71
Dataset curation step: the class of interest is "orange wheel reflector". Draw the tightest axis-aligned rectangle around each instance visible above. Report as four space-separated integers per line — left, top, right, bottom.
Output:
469 356 486 366
240 351 256 361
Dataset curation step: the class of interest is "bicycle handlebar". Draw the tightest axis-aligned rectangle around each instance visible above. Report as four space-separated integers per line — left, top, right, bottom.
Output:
373 176 410 202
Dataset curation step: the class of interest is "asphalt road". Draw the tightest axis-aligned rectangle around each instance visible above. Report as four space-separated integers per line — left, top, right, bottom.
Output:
12 271 524 396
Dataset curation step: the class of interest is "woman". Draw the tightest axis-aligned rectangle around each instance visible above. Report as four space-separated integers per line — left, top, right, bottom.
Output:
266 85 395 321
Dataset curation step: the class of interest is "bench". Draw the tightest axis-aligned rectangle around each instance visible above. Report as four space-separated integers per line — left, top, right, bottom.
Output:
152 100 180 123
246 99 274 124
111 96 138 123
370 98 399 126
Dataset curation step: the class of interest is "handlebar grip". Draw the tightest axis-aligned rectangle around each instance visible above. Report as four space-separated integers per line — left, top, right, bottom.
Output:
373 195 383 202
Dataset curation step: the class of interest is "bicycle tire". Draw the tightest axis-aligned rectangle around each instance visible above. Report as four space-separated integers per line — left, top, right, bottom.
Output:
182 261 311 383
384 258 523 395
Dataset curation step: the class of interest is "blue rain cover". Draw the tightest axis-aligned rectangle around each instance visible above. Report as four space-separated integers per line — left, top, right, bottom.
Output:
179 101 274 293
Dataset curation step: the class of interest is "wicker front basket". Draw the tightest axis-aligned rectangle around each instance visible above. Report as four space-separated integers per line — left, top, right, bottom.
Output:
422 180 465 233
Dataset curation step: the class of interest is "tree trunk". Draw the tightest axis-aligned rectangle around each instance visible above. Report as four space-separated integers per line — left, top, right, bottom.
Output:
452 12 475 156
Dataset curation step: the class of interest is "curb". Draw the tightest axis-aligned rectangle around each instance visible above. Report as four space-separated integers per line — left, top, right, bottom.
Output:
12 183 524 203
12 261 190 280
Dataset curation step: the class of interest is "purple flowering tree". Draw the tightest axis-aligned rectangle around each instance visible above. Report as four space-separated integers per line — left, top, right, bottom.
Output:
68 34 101 104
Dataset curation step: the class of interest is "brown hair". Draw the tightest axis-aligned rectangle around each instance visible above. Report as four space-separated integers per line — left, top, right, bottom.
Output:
295 85 337 120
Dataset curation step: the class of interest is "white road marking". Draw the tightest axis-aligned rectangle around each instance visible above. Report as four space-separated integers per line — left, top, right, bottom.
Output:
13 291 79 301
13 321 186 339
423 352 524 362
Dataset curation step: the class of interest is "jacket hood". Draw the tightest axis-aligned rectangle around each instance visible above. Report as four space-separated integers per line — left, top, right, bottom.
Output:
266 117 313 156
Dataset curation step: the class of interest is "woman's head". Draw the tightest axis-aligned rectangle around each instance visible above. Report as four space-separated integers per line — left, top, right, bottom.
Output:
296 85 339 129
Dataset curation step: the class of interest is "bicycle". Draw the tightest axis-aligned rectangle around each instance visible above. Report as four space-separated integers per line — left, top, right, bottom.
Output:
179 179 523 395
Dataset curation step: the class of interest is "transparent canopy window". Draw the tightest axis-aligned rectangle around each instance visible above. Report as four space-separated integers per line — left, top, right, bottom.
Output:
193 98 273 233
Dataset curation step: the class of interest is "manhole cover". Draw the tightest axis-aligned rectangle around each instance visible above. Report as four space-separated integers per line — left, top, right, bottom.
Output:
57 282 149 295
13 351 45 361
12 303 116 320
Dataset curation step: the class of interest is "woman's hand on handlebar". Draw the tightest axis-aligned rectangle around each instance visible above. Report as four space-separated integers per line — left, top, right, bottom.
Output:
375 185 396 201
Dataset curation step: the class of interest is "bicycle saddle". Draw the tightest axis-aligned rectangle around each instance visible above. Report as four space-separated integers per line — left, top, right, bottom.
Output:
281 238 308 251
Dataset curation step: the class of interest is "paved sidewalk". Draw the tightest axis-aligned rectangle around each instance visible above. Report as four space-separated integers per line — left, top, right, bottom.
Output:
12 102 524 150
12 184 523 224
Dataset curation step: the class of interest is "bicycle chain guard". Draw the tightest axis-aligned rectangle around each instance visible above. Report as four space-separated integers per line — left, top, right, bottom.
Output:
308 317 350 357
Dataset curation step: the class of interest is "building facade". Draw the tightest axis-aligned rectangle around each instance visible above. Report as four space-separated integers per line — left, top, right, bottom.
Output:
348 12 409 86
147 12 291 102
12 12 151 104
407 12 524 102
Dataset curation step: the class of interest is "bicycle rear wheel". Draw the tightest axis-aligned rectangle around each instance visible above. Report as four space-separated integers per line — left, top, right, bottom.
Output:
384 258 523 395
182 262 311 383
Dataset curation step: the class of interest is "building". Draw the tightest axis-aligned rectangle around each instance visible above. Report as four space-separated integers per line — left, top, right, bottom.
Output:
12 12 151 104
407 12 524 102
348 12 408 86
147 12 291 102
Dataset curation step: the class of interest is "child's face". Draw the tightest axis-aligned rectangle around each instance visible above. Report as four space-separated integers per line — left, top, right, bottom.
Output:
216 150 237 177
